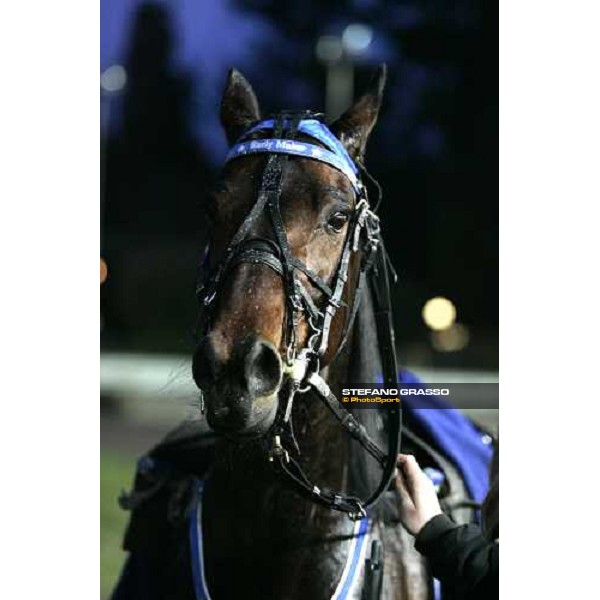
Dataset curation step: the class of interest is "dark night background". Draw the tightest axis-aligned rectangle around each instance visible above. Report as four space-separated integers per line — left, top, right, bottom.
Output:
100 0 498 370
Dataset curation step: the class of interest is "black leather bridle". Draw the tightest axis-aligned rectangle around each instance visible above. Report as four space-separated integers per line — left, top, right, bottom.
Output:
197 112 401 519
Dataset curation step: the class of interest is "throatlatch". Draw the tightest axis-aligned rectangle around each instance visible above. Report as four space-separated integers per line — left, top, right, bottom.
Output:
197 112 401 519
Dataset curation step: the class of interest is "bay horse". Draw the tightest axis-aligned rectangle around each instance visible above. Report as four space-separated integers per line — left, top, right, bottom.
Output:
113 66 474 600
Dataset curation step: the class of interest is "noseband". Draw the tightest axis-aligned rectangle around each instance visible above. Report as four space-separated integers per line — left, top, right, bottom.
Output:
197 112 401 519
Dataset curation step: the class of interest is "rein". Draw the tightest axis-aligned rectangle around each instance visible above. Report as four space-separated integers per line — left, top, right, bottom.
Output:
197 111 401 519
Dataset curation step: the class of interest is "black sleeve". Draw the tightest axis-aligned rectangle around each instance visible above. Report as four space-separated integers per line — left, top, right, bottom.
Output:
415 514 498 600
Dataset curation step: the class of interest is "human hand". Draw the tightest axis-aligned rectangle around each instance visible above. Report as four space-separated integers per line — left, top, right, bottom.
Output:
395 454 443 536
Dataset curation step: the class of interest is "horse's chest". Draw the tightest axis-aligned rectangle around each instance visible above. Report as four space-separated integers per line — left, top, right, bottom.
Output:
201 489 369 600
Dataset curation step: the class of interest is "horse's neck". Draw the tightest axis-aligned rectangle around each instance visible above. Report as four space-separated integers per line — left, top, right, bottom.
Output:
203 287 388 598
346 282 383 382
203 288 434 600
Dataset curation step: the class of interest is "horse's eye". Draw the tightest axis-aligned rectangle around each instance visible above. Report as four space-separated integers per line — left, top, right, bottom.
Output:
327 211 350 233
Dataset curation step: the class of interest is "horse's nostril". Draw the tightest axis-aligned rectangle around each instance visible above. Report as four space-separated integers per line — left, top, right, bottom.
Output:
244 339 282 396
193 337 218 387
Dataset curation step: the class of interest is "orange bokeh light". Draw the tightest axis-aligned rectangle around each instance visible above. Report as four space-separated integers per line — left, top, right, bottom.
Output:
100 258 108 284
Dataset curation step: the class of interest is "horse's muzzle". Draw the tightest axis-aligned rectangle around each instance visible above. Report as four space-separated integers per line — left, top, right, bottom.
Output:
192 334 282 433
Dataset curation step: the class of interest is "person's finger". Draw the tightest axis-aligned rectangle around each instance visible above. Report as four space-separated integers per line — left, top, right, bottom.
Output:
399 454 423 490
397 454 416 476
395 467 415 508
398 454 419 469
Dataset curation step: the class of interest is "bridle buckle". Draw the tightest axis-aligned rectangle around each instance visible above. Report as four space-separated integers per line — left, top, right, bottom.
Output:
348 502 367 521
268 434 290 463
352 199 380 253
203 289 216 307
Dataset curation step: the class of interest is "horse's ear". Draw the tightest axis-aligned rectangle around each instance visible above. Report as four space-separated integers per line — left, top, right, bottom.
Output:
330 64 387 163
220 68 261 145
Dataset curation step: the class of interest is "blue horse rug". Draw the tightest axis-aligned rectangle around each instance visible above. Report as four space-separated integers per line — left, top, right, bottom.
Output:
400 369 494 504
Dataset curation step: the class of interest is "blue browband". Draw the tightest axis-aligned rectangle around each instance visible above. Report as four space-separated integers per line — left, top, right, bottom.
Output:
225 118 362 193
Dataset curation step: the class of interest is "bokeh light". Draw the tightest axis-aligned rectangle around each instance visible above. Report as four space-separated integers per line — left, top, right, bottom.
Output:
101 64 127 93
430 322 470 352
342 24 373 55
100 258 108 284
422 296 456 331
315 35 344 63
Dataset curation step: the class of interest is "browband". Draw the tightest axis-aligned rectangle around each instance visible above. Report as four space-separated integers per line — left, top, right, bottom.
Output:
225 117 361 193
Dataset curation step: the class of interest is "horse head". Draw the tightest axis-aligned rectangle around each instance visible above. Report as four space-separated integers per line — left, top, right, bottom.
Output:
193 67 386 436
